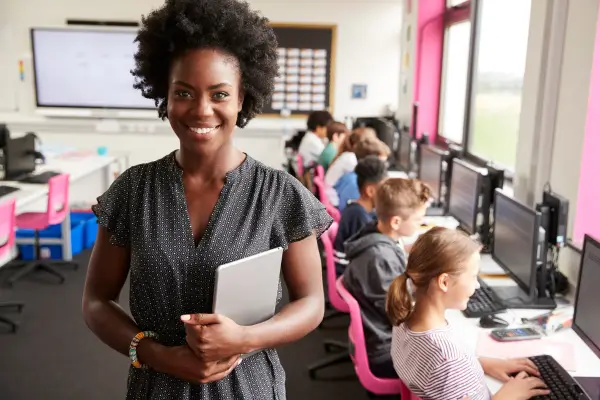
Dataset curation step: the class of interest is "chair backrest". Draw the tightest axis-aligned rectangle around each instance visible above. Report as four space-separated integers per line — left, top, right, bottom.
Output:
321 224 348 313
295 153 304 178
47 173 70 226
315 164 325 181
313 176 341 223
0 198 16 260
400 380 422 400
336 277 401 395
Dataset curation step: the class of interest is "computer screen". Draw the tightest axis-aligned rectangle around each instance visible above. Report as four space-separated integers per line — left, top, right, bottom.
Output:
31 27 155 109
419 145 443 201
4 136 36 179
448 159 481 234
399 132 411 170
492 189 540 293
573 234 600 359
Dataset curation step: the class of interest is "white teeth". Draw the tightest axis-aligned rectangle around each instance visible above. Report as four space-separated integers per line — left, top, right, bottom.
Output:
189 126 218 134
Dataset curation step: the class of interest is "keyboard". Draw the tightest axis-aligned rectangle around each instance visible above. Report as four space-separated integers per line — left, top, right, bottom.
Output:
462 277 507 318
529 355 589 399
0 185 19 197
19 171 60 184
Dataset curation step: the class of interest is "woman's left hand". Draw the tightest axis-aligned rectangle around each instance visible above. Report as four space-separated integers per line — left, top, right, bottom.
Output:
480 357 540 382
181 313 249 362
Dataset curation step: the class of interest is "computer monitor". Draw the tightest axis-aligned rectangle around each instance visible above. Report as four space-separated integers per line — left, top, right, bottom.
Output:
573 234 600 359
4 136 36 180
418 145 445 204
491 189 555 309
398 130 412 171
448 159 482 234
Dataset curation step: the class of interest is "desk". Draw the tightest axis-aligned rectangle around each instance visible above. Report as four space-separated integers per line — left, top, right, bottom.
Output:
447 276 600 394
0 154 115 265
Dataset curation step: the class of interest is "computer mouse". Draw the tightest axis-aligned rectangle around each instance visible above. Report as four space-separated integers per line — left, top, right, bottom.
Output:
479 314 509 328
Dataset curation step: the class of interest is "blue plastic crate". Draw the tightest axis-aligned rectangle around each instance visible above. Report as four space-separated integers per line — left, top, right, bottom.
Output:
71 211 98 249
16 216 86 260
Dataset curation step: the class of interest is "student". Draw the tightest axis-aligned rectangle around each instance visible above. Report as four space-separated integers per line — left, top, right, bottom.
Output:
317 121 349 171
387 227 550 400
325 136 390 206
342 178 431 379
298 110 333 167
334 156 388 276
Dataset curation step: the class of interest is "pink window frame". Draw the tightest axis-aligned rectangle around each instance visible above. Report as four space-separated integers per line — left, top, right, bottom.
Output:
573 6 600 244
413 1 471 143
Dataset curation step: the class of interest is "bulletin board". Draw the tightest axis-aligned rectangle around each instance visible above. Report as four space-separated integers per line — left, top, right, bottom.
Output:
264 23 337 118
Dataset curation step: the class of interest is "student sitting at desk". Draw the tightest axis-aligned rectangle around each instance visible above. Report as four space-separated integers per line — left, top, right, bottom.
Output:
317 121 349 171
325 136 390 207
342 178 430 379
297 110 333 167
334 155 388 276
387 227 550 400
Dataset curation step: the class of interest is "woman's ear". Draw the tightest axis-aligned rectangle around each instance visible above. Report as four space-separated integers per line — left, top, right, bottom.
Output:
238 90 245 112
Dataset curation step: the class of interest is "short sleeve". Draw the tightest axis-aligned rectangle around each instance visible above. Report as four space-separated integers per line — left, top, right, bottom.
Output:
272 176 333 249
424 357 490 400
91 168 131 247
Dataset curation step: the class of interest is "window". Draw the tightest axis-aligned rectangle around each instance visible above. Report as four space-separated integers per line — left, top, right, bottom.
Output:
467 0 531 169
438 21 471 144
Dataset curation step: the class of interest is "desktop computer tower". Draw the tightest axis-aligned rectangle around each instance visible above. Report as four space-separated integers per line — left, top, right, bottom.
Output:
542 190 569 247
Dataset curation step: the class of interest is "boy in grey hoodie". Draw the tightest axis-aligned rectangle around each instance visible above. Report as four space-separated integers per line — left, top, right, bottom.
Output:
342 178 431 380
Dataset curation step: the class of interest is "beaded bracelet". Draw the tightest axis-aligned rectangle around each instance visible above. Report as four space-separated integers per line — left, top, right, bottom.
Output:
129 331 159 369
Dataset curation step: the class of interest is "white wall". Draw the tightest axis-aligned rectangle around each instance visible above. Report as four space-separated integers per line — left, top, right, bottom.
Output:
515 0 600 287
396 1 418 123
0 0 403 124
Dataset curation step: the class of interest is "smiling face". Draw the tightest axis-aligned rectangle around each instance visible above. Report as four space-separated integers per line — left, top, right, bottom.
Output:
167 48 244 154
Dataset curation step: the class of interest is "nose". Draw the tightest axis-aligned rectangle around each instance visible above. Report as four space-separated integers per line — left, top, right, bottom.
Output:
192 95 214 118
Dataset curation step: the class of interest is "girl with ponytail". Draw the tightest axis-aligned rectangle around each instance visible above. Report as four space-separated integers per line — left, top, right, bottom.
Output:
386 227 550 400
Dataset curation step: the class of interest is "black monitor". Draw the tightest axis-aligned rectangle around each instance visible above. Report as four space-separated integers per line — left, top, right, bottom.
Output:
491 189 556 309
418 145 445 204
4 135 36 180
448 159 482 234
398 130 412 171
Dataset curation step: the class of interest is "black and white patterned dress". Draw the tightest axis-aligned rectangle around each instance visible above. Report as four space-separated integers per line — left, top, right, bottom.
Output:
92 151 332 400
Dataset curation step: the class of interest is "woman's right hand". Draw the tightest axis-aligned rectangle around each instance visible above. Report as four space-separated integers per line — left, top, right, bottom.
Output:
144 342 242 384
493 371 550 400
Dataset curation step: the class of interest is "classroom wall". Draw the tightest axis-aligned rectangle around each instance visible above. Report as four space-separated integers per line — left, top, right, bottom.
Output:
0 0 403 124
515 0 600 287
396 0 418 123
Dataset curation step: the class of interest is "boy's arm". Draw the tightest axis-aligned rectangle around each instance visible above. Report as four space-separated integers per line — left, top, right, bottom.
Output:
366 256 400 315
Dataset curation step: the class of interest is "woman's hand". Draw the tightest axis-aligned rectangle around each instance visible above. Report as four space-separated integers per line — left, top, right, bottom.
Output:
493 371 550 400
153 344 241 384
181 313 249 362
480 357 540 382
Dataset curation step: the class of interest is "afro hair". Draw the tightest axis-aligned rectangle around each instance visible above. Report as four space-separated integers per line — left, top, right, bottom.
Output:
131 0 279 127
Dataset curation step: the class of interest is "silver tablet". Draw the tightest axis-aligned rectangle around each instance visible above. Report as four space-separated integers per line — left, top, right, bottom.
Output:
212 247 284 327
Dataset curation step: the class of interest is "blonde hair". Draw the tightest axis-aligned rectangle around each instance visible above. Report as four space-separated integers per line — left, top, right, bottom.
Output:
374 178 431 221
354 136 391 160
386 227 482 326
352 126 378 140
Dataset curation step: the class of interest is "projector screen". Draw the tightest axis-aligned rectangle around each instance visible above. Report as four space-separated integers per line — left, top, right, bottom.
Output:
31 28 155 109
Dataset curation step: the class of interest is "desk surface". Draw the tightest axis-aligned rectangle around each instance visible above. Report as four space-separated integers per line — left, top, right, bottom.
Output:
1 155 114 209
447 276 600 394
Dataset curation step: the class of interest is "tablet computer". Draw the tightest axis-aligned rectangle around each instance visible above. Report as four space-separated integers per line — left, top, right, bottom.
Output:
213 247 284 327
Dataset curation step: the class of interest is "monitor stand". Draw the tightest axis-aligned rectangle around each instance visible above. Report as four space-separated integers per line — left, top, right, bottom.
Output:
574 376 600 400
490 284 557 310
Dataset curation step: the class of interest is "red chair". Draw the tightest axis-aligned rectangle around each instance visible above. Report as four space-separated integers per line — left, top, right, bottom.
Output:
313 176 341 223
308 222 351 378
7 174 77 286
336 277 401 396
0 198 25 332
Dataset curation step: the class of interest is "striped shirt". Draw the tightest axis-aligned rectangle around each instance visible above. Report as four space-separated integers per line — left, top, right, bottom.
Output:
391 323 491 400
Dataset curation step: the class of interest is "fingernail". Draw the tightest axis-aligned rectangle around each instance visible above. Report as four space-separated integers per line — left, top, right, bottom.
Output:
180 315 190 321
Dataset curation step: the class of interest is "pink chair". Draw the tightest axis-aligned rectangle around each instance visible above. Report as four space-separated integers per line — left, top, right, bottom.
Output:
0 198 25 332
400 380 422 400
336 277 402 396
313 176 341 223
7 174 77 286
308 222 352 378
295 153 305 180
315 164 325 181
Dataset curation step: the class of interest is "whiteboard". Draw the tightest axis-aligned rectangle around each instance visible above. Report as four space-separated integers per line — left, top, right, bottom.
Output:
31 28 155 110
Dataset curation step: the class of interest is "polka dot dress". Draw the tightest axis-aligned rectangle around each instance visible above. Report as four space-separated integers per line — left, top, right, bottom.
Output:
92 151 332 400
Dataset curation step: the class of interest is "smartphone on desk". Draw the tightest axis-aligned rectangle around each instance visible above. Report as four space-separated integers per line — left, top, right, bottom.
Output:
490 326 544 342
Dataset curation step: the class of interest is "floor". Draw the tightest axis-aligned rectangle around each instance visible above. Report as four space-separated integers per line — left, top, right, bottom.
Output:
0 249 372 400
